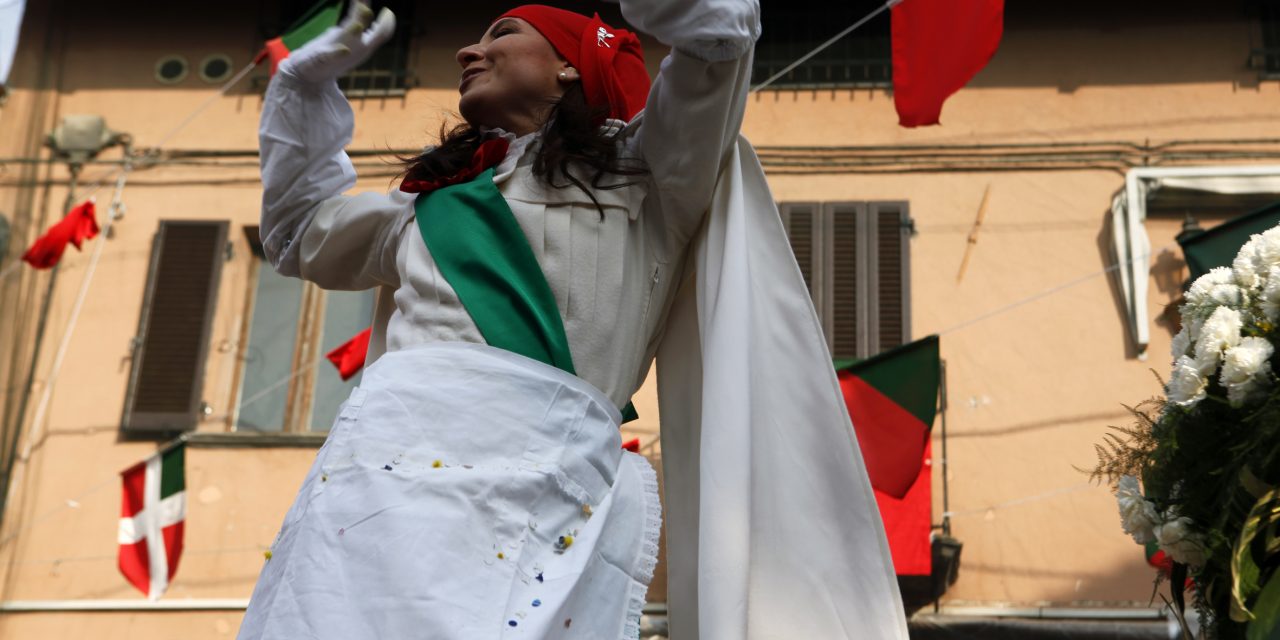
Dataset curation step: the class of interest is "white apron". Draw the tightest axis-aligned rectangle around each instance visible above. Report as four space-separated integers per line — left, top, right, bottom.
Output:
238 343 661 640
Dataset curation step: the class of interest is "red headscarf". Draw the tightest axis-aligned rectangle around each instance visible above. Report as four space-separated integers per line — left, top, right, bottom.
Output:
497 5 649 123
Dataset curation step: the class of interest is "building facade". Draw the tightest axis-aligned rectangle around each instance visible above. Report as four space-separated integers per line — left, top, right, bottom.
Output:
1 0 1279 636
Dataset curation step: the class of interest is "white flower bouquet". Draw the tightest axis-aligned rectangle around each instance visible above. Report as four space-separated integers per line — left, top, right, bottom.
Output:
1092 226 1280 639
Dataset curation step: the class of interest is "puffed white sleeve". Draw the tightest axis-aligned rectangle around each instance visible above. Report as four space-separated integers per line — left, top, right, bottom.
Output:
621 0 761 248
258 70 412 290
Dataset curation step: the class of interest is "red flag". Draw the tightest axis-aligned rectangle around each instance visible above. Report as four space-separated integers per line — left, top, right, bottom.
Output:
892 0 1003 127
22 200 99 269
874 441 933 575
326 327 371 381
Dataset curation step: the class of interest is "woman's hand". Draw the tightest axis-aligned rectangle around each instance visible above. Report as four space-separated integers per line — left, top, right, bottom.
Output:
280 1 397 84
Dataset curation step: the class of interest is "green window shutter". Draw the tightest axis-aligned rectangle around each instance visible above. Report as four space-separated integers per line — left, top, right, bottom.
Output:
123 221 229 433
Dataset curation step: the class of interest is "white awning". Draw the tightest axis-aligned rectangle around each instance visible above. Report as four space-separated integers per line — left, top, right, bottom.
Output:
1110 165 1280 359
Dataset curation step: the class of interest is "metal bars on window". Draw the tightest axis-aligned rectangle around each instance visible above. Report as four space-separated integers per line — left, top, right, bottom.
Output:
1250 0 1280 77
751 0 892 90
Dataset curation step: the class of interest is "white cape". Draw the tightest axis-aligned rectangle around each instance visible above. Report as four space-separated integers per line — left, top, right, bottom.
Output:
656 138 909 639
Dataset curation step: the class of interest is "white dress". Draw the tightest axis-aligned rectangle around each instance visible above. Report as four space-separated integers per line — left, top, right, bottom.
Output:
241 1 766 639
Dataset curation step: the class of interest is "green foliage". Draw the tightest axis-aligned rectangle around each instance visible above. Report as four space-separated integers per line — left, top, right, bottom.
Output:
1091 367 1280 639
1248 572 1280 640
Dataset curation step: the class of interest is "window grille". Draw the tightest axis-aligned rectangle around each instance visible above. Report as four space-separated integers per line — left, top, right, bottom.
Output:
257 0 416 96
752 0 892 89
1251 0 1280 77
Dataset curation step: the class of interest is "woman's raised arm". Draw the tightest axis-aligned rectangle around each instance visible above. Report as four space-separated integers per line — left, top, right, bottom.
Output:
621 0 761 247
258 3 409 290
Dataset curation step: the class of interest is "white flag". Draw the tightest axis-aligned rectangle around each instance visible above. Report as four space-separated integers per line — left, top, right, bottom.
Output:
0 0 25 89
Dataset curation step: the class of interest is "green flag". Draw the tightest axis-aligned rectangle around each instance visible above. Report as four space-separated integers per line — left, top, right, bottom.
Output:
837 335 941 499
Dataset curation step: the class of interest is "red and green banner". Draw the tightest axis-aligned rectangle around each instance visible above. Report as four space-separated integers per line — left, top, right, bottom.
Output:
254 0 344 76
837 335 940 499
118 443 185 600
837 336 940 577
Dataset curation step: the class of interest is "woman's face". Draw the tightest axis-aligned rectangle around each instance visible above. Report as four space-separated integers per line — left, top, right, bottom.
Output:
456 18 573 136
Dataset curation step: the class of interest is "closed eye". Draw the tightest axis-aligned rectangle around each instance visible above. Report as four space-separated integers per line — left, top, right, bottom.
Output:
488 19 520 40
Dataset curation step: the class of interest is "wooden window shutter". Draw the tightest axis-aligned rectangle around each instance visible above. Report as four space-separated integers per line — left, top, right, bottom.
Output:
780 202 821 303
828 203 863 360
871 202 911 353
123 220 229 433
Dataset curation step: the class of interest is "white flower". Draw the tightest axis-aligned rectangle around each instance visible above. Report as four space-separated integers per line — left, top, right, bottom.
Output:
1207 283 1246 309
1171 327 1191 360
1220 336 1275 407
1255 228 1280 270
1116 475 1160 544
1193 306 1243 374
1262 265 1280 323
1167 355 1209 406
1186 267 1236 308
1185 314 1205 344
1234 239 1263 290
1155 511 1208 568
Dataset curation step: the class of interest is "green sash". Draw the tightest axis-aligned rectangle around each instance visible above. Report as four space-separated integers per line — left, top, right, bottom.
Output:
414 168 638 422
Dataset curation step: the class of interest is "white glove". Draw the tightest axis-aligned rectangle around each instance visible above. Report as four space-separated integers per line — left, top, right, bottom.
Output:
279 1 397 84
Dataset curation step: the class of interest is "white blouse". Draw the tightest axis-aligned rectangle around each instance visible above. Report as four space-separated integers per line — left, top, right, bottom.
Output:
258 0 761 410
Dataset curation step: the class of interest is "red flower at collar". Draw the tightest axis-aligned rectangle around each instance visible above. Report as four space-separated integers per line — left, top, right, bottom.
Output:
399 137 511 195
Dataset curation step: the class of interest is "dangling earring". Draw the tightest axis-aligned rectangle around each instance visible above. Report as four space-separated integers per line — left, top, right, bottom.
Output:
558 71 568 80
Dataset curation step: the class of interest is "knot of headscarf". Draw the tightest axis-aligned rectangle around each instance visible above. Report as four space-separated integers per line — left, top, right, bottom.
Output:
497 5 650 123
399 137 510 194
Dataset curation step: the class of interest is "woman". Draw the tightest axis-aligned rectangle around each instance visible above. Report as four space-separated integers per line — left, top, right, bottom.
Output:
242 1 907 638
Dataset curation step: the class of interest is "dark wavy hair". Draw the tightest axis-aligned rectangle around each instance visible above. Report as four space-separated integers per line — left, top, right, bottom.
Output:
400 84 648 216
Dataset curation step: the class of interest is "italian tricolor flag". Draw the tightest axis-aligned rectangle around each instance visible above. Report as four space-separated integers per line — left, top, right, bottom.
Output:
253 0 344 76
118 444 185 600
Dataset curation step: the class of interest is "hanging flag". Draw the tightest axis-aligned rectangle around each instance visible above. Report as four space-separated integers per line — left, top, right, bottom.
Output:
253 0 344 76
326 326 371 381
891 0 1003 127
874 441 933 575
118 443 186 600
836 335 940 499
21 200 98 269
0 0 24 93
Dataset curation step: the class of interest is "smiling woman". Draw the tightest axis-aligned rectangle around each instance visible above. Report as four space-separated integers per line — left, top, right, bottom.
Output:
240 0 906 638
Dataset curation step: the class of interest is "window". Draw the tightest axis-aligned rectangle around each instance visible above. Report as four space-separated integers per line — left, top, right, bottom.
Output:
780 201 911 360
752 0 892 89
232 227 376 433
1252 0 1280 78
123 220 229 433
257 0 416 96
